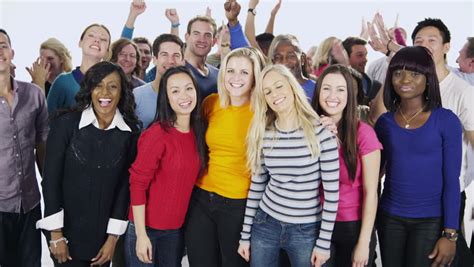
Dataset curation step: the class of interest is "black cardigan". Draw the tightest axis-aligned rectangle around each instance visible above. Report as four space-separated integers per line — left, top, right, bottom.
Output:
42 111 138 260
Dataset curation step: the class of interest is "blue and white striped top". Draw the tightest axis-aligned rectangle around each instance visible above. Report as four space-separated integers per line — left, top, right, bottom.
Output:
240 122 339 255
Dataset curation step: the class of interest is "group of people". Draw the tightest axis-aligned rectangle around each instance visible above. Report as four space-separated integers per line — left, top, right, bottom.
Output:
1 1 474 267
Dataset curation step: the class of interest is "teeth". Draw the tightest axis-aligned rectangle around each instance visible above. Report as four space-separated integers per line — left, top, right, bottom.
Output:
98 98 112 107
179 101 192 107
230 83 244 88
326 101 339 108
273 97 285 105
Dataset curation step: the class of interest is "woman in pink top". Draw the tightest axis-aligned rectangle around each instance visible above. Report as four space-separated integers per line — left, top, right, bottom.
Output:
311 64 382 267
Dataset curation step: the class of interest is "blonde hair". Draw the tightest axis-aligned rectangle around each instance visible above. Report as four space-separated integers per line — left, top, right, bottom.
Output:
247 64 321 172
312 36 338 69
217 47 265 108
40 38 73 72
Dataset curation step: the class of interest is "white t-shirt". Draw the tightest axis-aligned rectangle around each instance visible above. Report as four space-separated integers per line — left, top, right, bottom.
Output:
440 72 474 190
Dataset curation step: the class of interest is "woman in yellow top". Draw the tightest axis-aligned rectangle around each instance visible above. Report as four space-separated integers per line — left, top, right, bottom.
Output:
185 47 265 267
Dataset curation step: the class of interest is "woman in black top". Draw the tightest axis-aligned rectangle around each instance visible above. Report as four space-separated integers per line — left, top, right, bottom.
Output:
37 61 140 266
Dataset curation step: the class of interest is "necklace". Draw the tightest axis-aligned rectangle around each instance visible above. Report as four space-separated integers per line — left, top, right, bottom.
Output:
398 105 426 129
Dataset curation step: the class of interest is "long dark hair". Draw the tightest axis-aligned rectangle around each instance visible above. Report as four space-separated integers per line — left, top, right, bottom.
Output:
383 46 442 112
151 66 208 175
312 64 359 181
73 61 141 130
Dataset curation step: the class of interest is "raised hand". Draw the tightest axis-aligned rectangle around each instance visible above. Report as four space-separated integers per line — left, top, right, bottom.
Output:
26 57 50 92
360 17 369 40
205 6 212 18
271 0 282 17
165 8 179 24
129 0 146 18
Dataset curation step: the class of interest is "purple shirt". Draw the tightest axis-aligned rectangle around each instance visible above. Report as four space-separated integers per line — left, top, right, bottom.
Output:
0 79 49 213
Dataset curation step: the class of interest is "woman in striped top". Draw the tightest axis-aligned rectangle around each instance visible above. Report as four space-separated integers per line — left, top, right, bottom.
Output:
312 65 381 267
238 64 340 267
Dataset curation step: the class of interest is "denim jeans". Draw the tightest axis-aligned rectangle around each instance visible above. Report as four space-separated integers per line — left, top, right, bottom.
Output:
124 222 184 267
377 211 442 267
250 209 321 267
184 187 248 267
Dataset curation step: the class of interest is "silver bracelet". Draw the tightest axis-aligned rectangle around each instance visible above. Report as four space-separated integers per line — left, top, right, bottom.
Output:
49 237 68 248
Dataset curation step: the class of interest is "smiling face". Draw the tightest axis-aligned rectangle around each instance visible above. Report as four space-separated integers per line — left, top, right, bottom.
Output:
272 42 303 78
166 72 197 117
392 69 427 102
262 70 295 116
154 41 184 76
0 32 14 74
136 42 152 71
185 20 215 58
91 71 121 121
40 48 63 81
318 73 348 123
348 44 368 74
116 44 138 76
224 56 254 100
79 26 110 60
413 26 450 66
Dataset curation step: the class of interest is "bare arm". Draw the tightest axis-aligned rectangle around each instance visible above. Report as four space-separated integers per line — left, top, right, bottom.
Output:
132 205 153 263
125 0 146 29
264 0 281 34
165 8 180 37
244 0 261 50
466 130 474 150
352 150 380 266
368 86 387 126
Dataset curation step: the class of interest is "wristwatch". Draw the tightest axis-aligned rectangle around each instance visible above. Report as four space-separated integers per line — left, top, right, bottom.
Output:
248 8 256 16
441 230 458 242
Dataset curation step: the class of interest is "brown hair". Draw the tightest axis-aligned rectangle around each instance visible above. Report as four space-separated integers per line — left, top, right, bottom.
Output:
109 38 142 77
312 64 359 181
186 15 217 37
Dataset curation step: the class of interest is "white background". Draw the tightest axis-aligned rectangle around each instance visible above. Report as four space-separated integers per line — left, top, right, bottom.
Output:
0 0 473 82
1 0 473 265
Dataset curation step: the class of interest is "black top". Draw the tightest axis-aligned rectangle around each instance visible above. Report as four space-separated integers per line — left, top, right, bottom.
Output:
42 111 138 260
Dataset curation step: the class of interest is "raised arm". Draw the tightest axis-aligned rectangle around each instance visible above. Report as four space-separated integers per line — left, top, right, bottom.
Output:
165 8 180 37
26 57 50 94
264 0 281 34
244 0 261 50
121 0 147 39
225 0 250 49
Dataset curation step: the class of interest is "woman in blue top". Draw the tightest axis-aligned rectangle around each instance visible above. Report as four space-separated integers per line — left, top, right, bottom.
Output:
374 46 462 267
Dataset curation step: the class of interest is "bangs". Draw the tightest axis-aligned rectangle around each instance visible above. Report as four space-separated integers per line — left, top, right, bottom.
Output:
388 46 434 76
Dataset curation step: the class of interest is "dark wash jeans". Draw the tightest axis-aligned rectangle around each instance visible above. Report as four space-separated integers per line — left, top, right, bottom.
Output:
324 220 376 267
0 204 41 267
124 222 184 267
184 186 249 267
377 211 442 267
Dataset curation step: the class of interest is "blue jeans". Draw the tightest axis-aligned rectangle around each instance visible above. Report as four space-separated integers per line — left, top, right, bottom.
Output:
250 209 321 267
124 222 184 267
